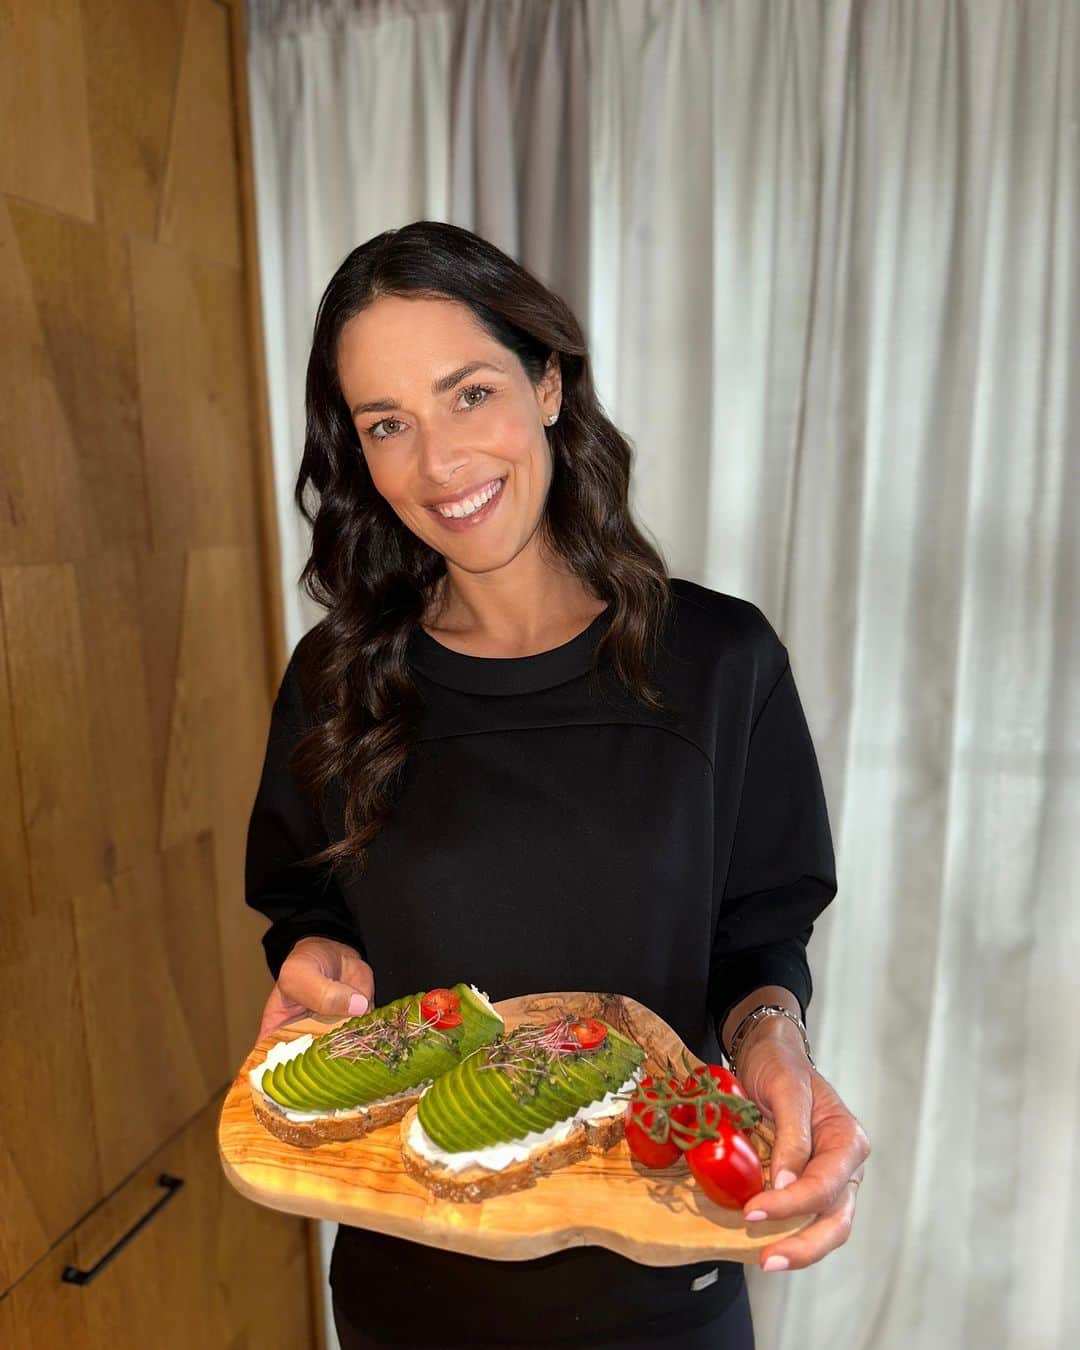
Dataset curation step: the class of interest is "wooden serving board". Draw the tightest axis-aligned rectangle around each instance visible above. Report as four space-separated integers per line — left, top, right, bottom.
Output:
218 991 813 1265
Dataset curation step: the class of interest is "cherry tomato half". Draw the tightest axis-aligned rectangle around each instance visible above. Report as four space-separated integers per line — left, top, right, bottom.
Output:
557 1017 608 1051
420 988 462 1028
685 1121 764 1209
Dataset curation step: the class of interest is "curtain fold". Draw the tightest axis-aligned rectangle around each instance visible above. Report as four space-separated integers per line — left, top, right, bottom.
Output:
246 3 1080 1347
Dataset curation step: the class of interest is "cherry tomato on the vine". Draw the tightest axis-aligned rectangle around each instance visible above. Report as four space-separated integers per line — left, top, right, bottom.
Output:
682 1063 752 1132
624 1075 684 1169
685 1121 764 1209
683 1063 748 1100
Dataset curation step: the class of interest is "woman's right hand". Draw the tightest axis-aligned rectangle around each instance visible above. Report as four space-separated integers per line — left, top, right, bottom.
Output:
257 936 376 1042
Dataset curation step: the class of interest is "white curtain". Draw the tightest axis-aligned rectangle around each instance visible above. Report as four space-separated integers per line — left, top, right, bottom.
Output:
246 3 1080 1347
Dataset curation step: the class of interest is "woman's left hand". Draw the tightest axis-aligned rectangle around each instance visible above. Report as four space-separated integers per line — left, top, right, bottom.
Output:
735 1019 871 1272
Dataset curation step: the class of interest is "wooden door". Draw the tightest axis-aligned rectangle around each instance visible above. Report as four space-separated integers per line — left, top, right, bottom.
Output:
0 0 315 1341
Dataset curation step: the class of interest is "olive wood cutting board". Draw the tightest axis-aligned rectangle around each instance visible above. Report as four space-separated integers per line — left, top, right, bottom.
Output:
218 991 813 1265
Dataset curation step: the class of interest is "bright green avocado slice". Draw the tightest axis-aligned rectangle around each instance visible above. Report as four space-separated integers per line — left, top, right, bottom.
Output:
416 1019 646 1151
260 983 503 1112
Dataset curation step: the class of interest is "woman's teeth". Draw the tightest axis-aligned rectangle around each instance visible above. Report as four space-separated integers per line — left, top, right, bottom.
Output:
434 477 504 518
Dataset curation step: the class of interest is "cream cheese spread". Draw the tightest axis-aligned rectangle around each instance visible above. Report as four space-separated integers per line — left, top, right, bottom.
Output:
408 1063 647 1172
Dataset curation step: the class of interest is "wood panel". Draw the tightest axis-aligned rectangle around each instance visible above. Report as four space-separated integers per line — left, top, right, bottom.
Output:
81 0 188 237
131 238 258 553
6 201 148 557
158 0 243 266
72 856 216 1195
0 1094 314 1349
0 199 93 564
0 0 95 220
0 0 313 1329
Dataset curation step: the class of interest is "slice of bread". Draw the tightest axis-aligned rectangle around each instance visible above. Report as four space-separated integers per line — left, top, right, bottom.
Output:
251 1081 422 1149
399 1100 630 1203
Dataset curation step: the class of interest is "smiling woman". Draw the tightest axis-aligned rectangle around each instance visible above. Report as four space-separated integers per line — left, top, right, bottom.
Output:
244 220 866 1350
336 297 558 555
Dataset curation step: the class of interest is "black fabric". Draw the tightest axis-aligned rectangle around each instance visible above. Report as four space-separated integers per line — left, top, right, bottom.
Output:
244 576 836 1346
331 1252 756 1349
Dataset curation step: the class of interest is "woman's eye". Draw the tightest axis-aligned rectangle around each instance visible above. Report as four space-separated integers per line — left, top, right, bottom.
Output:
459 383 495 409
366 417 404 440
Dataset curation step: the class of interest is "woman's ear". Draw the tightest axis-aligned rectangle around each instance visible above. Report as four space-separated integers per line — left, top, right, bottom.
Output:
539 352 562 418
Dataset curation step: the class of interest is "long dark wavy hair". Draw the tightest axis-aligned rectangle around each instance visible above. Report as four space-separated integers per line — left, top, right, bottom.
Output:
289 220 673 882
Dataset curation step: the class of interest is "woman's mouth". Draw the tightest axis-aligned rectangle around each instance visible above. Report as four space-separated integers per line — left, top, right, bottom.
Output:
427 476 506 531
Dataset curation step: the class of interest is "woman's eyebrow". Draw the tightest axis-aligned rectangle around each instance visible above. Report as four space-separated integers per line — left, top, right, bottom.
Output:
350 360 506 417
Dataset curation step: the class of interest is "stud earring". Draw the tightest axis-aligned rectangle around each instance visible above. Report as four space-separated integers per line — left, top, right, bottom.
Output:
547 412 558 425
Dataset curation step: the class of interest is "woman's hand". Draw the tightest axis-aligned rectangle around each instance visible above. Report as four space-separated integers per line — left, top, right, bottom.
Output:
736 1018 871 1272
257 936 376 1042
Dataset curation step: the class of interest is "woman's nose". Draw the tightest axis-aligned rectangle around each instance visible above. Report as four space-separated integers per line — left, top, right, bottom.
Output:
415 424 471 485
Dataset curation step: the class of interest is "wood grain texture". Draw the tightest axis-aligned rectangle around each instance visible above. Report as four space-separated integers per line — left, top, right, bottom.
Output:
0 0 95 220
158 0 242 265
220 992 814 1267
0 0 311 1318
0 1094 313 1350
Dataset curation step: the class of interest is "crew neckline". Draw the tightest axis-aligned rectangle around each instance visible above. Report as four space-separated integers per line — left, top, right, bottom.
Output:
408 604 614 696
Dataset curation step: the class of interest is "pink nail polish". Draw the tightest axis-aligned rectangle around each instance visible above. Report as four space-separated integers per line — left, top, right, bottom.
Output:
773 1169 797 1190
348 993 369 1016
762 1255 790 1272
744 1210 768 1222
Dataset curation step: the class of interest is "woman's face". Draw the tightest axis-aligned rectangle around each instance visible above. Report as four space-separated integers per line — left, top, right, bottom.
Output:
337 295 561 570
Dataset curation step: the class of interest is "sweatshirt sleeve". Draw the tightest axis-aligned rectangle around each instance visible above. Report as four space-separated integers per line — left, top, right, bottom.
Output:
244 646 366 981
709 625 837 1047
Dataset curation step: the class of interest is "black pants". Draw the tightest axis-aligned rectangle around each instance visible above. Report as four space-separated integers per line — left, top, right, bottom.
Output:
332 1277 755 1349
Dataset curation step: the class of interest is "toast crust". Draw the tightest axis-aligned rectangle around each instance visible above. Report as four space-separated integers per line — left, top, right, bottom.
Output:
251 1085 421 1148
399 1102 627 1202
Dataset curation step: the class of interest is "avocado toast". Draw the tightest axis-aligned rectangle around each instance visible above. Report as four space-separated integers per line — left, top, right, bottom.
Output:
249 983 504 1147
400 1012 647 1201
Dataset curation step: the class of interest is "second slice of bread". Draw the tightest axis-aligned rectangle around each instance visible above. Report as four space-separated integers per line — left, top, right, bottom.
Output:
399 1103 627 1202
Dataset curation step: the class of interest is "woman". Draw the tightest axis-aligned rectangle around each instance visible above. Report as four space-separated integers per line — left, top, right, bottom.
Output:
245 221 870 1349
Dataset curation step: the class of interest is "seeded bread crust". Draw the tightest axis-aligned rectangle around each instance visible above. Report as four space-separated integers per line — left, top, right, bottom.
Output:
251 1085 422 1148
398 1102 628 1202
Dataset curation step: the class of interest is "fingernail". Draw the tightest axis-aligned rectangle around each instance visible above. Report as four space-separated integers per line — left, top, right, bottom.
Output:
762 1255 790 1273
348 993 369 1016
744 1210 768 1222
773 1169 797 1190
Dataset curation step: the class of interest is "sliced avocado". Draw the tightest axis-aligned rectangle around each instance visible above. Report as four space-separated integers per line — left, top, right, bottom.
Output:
263 1061 313 1110
283 983 502 1112
257 985 504 1117
282 1053 343 1109
462 1054 553 1139
416 1020 644 1151
415 1079 472 1151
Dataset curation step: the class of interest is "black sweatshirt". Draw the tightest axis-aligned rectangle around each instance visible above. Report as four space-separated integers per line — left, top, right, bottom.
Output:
244 576 837 1347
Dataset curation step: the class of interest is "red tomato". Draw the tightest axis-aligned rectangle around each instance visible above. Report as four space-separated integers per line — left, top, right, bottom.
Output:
682 1063 752 1132
683 1064 748 1100
420 988 463 1028
670 1098 720 1149
557 1017 608 1051
624 1076 685 1168
685 1122 764 1209
625 1096 680 1169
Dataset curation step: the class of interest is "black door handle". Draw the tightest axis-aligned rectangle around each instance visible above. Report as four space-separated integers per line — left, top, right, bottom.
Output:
61 1174 185 1287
